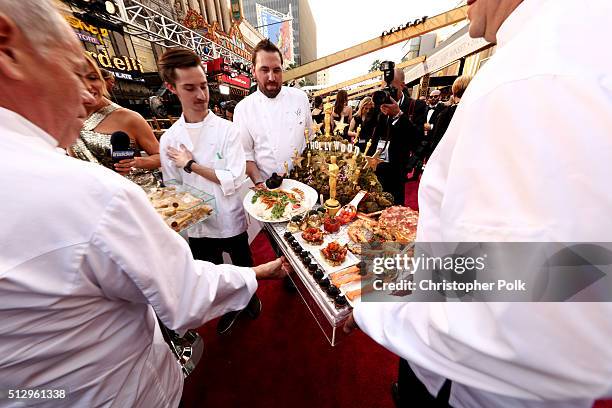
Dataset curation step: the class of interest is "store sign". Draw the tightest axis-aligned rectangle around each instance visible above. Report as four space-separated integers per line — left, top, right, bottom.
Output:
221 74 251 89
75 32 101 45
85 50 145 73
65 15 110 41
112 71 145 82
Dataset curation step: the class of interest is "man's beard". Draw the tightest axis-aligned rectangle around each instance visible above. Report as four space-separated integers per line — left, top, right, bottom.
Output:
259 83 281 98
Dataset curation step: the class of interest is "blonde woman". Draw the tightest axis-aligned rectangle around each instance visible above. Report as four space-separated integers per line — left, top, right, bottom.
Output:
71 54 160 189
348 96 374 144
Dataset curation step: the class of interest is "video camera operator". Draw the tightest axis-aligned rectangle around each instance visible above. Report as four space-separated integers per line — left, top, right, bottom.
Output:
371 62 426 205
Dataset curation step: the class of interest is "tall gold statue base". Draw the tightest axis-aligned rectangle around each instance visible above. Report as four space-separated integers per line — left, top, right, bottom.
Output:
324 198 341 217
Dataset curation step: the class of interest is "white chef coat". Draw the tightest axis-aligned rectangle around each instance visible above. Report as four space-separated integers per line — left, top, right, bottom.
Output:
0 107 257 408
160 112 248 239
354 0 612 407
234 86 312 180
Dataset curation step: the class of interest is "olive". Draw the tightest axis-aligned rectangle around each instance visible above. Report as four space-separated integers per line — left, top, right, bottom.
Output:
319 278 331 289
334 295 348 307
300 249 310 258
326 285 340 297
313 269 324 282
307 263 318 272
283 231 292 239
291 215 303 223
301 255 311 265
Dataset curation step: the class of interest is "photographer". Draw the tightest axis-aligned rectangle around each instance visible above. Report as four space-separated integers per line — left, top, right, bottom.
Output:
373 64 426 205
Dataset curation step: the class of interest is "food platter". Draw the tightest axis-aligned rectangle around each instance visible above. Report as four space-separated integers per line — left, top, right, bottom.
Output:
243 179 318 223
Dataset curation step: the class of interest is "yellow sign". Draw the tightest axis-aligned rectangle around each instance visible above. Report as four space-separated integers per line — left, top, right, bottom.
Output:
85 50 144 73
64 15 110 39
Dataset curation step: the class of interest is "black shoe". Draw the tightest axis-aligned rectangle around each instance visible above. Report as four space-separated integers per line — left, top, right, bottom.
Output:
244 294 262 319
217 310 241 336
283 275 297 293
391 382 401 407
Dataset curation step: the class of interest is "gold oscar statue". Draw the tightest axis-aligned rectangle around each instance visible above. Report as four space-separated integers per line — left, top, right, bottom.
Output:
304 128 310 148
324 155 341 216
352 124 361 145
323 97 334 137
363 138 373 157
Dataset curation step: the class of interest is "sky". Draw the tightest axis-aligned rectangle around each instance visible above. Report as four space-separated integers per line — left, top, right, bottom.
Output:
308 0 464 85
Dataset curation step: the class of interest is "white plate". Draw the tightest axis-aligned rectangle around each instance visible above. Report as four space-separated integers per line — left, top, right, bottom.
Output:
311 242 360 275
243 179 318 223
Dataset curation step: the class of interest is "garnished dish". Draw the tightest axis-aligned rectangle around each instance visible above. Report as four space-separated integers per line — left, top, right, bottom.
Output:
301 227 324 245
250 188 304 221
243 179 317 223
320 241 348 267
335 204 357 225
347 206 419 254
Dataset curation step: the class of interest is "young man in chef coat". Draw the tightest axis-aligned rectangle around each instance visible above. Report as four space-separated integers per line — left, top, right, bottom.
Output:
346 0 612 407
234 39 312 187
158 48 261 335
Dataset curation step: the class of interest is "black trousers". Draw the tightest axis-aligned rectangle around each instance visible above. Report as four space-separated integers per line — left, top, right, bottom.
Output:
188 231 253 267
376 162 406 205
398 358 452 407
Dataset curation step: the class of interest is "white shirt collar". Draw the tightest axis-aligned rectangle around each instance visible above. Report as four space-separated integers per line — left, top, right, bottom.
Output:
179 110 217 127
0 107 59 149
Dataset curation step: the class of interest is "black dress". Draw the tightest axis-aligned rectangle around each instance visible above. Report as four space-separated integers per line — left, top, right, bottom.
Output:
311 109 325 125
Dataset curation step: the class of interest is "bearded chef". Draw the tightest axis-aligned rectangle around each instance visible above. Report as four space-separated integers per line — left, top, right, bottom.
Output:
347 0 612 407
234 39 312 187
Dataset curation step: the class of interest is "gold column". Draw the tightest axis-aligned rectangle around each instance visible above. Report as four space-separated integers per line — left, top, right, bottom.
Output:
198 0 208 21
205 0 218 25
219 0 232 34
215 0 224 32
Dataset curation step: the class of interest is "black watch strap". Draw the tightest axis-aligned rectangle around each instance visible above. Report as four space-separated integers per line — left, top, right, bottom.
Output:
183 159 196 173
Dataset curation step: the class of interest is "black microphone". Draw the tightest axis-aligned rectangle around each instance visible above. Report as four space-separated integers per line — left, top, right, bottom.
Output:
110 131 134 166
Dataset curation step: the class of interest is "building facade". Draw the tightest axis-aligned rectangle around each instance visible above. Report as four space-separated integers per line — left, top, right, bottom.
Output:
241 0 317 82
56 0 260 116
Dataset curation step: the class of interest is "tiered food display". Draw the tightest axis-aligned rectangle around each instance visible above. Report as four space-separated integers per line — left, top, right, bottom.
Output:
288 99 394 214
244 98 420 325
147 186 214 232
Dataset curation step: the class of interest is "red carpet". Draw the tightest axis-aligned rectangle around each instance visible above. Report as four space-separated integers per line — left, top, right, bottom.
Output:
180 180 612 408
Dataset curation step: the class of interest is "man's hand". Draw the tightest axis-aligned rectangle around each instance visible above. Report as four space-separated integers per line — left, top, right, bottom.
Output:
167 144 193 168
343 312 359 334
114 158 138 175
253 256 292 280
380 97 401 117
424 123 432 131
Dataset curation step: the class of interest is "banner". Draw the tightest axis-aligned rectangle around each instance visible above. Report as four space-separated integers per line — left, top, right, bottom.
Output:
255 3 294 65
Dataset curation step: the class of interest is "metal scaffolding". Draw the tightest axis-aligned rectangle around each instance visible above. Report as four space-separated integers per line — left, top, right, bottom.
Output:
109 0 251 66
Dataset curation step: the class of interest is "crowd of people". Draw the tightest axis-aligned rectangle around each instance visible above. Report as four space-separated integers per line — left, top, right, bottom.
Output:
1 0 612 407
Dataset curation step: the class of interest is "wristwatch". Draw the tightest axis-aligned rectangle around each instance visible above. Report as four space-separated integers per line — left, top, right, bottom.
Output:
183 159 196 173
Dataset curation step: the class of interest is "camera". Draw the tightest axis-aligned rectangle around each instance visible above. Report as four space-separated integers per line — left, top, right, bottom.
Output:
372 60 397 107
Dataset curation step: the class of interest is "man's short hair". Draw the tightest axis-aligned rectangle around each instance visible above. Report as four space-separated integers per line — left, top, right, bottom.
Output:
251 39 283 67
0 0 69 54
158 48 203 85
